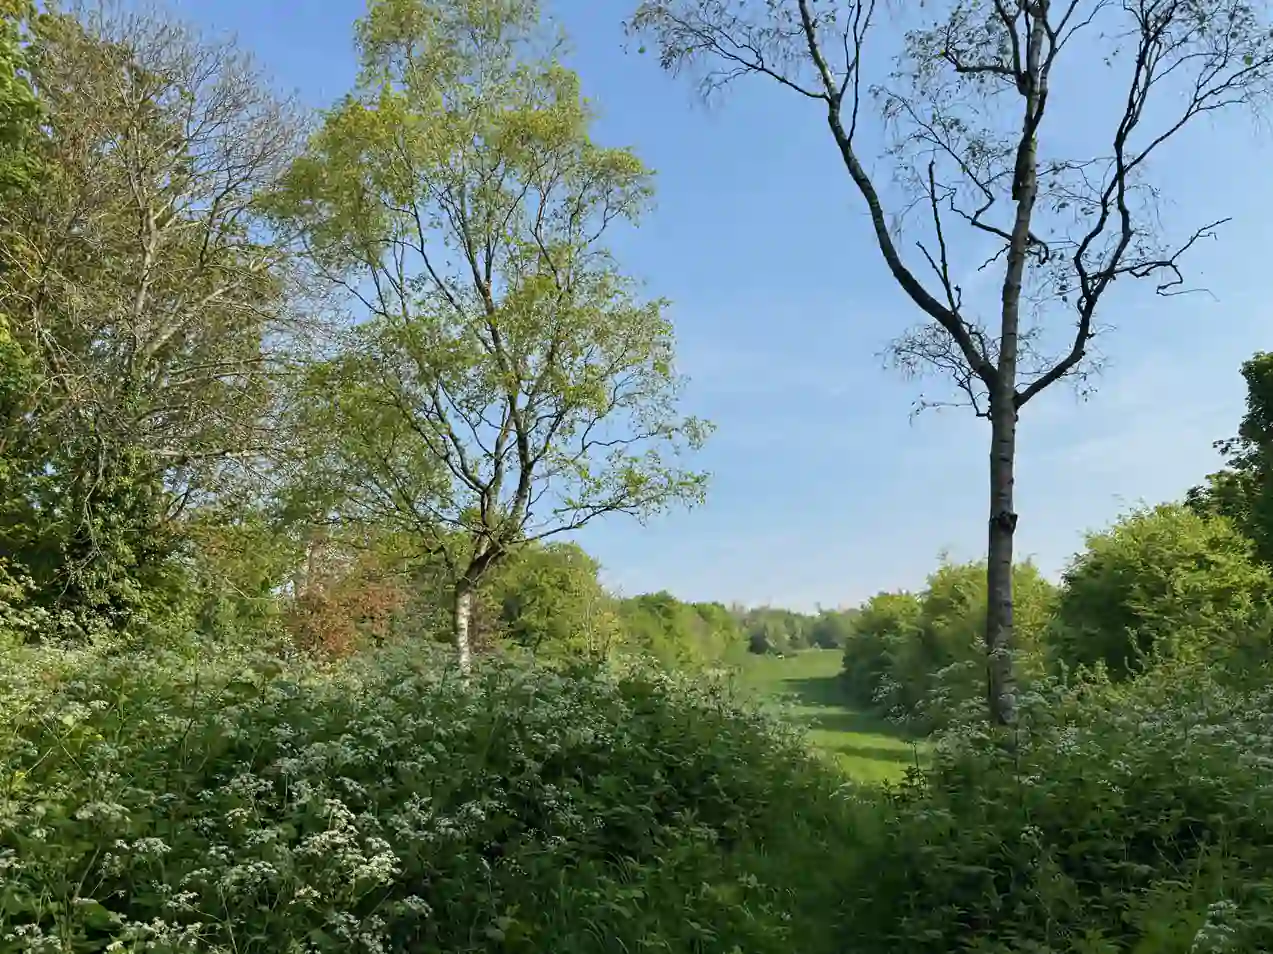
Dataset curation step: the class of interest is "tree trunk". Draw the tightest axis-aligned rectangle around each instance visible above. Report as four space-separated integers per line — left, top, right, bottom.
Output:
984 13 1044 727
985 390 1019 726
453 581 474 673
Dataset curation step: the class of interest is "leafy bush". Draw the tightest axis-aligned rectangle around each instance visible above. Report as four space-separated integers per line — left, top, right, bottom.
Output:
1053 503 1273 679
616 592 745 666
840 665 1273 952
841 590 921 707
487 543 621 658
0 643 859 954
842 560 1055 729
0 559 48 647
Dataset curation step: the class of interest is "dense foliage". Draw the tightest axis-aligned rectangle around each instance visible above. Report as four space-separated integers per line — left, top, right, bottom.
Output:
1052 504 1273 680
840 665 1273 952
8 0 1273 952
1190 352 1273 566
0 644 859 954
841 559 1056 729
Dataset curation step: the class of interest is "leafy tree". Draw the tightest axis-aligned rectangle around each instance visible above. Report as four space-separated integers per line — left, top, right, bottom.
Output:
618 591 743 666
487 541 620 657
0 4 302 638
629 0 1273 725
738 605 815 654
842 590 922 709
0 0 39 197
807 608 857 650
1188 352 1273 566
690 600 745 660
268 0 708 669
0 0 43 639
180 502 306 642
1053 503 1273 680
843 559 1054 726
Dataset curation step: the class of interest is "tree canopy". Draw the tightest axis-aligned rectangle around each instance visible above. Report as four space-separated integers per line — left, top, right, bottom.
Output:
268 0 708 667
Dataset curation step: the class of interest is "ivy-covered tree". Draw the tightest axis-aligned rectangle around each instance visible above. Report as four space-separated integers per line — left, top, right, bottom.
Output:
268 0 709 669
0 4 302 639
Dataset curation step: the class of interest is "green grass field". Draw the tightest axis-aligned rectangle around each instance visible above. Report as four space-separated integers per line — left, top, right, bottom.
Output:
734 649 923 782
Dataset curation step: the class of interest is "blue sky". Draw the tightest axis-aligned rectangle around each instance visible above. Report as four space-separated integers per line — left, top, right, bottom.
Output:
170 0 1273 610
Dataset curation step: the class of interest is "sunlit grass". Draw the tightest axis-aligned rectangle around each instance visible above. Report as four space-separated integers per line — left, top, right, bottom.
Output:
734 649 924 782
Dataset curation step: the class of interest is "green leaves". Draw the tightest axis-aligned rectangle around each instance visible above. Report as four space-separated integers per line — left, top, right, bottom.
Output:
0 0 39 197
839 668 1273 952
842 558 1057 728
1053 503 1273 680
0 6 304 642
270 0 708 613
0 643 858 953
1189 352 1273 569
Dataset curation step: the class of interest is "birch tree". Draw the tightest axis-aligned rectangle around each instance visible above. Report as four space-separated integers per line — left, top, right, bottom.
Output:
630 0 1273 724
269 0 709 669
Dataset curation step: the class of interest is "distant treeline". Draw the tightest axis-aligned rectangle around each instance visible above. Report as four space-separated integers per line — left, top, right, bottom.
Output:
476 543 859 668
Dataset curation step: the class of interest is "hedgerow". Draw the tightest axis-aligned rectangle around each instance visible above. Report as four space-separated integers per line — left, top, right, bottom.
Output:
841 663 1273 952
0 642 860 954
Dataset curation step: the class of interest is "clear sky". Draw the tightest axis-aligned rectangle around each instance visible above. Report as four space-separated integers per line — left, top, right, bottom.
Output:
167 0 1273 610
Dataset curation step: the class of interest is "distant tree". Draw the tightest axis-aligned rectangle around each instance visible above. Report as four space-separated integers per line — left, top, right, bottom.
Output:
631 0 1273 725
617 591 742 665
268 0 708 670
1054 503 1272 680
808 609 857 649
739 606 812 654
1188 352 1273 566
488 542 620 657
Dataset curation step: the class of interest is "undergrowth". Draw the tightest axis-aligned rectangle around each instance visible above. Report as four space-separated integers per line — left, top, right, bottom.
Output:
7 640 1273 953
842 663 1273 952
0 642 859 954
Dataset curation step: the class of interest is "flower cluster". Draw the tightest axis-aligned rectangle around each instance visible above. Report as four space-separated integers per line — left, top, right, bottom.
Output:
0 642 856 954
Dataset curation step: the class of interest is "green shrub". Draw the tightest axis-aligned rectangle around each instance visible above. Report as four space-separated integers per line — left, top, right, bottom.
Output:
843 560 1055 730
486 543 621 658
840 665 1273 952
0 643 859 953
1053 503 1273 680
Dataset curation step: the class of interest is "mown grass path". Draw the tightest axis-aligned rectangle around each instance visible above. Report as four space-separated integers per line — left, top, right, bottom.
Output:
734 649 923 782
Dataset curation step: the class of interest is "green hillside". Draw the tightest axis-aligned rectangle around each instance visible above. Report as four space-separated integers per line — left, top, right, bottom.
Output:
735 649 923 782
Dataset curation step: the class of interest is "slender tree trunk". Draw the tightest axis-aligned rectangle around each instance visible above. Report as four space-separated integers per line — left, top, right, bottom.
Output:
453 581 474 673
985 389 1019 726
983 11 1046 727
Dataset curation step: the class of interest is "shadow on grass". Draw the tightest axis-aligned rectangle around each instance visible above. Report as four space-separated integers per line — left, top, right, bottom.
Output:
821 740 920 766
740 655 926 780
776 675 921 739
802 708 907 737
781 675 854 709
